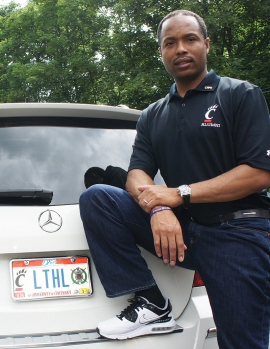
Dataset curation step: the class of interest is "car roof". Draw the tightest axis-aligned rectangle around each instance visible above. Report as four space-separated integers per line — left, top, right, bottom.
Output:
0 103 141 121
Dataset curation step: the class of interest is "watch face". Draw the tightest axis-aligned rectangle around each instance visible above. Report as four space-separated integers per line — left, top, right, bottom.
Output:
179 185 191 196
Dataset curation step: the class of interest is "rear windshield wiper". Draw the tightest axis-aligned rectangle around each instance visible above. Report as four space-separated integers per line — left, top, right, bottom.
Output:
0 189 53 205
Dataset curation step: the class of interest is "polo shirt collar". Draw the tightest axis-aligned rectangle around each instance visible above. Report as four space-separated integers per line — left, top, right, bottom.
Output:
169 69 220 100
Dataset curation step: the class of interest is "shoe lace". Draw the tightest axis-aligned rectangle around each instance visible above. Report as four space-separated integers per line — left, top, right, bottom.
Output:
117 297 145 321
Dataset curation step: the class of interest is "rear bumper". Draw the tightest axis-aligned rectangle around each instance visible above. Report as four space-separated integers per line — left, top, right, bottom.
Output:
0 287 218 349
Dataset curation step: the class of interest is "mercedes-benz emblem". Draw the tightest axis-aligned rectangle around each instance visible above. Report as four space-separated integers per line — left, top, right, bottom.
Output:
38 210 62 233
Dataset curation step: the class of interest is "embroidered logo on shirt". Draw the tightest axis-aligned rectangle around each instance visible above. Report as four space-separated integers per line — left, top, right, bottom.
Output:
201 104 220 128
267 150 270 157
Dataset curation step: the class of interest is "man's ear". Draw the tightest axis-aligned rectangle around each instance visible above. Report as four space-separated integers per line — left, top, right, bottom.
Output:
205 38 210 54
158 46 163 59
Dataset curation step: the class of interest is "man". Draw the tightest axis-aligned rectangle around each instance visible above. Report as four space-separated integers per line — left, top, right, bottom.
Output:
84 165 127 190
79 10 270 349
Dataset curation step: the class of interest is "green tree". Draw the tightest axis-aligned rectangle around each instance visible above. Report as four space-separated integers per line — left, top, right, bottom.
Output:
0 0 109 102
0 0 269 108
99 0 270 108
97 0 172 109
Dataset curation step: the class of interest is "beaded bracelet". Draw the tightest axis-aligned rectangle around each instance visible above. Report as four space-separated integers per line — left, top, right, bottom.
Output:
150 206 172 217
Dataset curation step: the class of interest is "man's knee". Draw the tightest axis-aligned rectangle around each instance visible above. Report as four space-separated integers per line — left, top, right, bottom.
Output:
79 184 125 211
80 184 107 202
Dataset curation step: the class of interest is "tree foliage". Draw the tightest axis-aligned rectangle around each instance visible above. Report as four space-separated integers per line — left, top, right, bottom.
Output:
0 0 269 108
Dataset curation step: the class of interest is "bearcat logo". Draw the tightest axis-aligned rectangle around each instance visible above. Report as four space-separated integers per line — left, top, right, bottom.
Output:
15 269 27 291
201 104 221 128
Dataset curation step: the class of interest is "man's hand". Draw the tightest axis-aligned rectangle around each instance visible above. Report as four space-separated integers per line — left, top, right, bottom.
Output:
150 209 187 266
138 184 182 212
126 171 186 265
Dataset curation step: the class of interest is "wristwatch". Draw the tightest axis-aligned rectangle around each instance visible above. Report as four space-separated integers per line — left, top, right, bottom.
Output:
177 184 191 209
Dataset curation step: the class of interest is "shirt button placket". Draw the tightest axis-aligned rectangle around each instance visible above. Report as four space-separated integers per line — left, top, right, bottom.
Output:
177 102 186 128
180 103 185 120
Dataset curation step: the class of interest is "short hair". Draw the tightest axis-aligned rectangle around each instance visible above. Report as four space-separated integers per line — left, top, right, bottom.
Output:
157 10 208 46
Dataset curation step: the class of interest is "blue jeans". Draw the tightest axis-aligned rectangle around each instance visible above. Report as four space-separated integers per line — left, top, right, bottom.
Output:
79 184 270 349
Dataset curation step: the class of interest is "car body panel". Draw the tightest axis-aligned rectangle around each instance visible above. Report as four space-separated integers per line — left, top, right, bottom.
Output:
0 204 194 335
0 103 140 121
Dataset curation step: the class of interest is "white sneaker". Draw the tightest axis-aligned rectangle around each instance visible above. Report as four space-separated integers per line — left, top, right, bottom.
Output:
97 296 176 340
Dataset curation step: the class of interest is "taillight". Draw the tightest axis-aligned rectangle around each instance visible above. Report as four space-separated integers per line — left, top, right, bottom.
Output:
193 271 204 287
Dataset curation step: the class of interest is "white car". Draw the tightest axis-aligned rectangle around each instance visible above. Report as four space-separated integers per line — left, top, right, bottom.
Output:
0 103 218 349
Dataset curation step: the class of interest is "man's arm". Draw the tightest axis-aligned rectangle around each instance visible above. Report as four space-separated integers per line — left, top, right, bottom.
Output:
138 164 270 211
191 164 270 203
126 169 155 202
130 165 270 266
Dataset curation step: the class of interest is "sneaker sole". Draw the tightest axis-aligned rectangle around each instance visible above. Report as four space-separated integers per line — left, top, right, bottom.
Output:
97 319 176 340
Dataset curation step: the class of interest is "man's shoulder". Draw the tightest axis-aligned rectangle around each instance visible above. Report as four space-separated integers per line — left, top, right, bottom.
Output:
219 75 258 91
217 76 265 108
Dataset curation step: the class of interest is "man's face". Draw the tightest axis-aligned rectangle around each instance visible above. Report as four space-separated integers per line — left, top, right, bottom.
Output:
159 15 210 85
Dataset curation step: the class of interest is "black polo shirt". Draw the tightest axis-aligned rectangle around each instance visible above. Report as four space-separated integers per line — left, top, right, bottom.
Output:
129 70 270 219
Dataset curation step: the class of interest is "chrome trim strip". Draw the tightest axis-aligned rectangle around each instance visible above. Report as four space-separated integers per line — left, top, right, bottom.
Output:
206 327 217 339
0 326 183 348
0 330 104 348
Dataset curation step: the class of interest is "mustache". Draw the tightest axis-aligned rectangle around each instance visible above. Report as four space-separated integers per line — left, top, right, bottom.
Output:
173 56 194 65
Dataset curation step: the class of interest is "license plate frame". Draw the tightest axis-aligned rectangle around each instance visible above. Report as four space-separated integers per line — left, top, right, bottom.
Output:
10 256 93 301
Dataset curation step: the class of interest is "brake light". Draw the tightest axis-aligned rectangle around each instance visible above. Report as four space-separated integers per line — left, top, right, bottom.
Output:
193 271 204 287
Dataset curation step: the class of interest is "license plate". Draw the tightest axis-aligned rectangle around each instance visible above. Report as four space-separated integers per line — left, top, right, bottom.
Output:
10 256 93 301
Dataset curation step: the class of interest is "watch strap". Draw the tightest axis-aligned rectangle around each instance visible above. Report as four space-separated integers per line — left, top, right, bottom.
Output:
182 193 190 209
177 184 191 209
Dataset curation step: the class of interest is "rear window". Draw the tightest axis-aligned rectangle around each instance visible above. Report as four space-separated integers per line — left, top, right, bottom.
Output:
0 122 136 205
